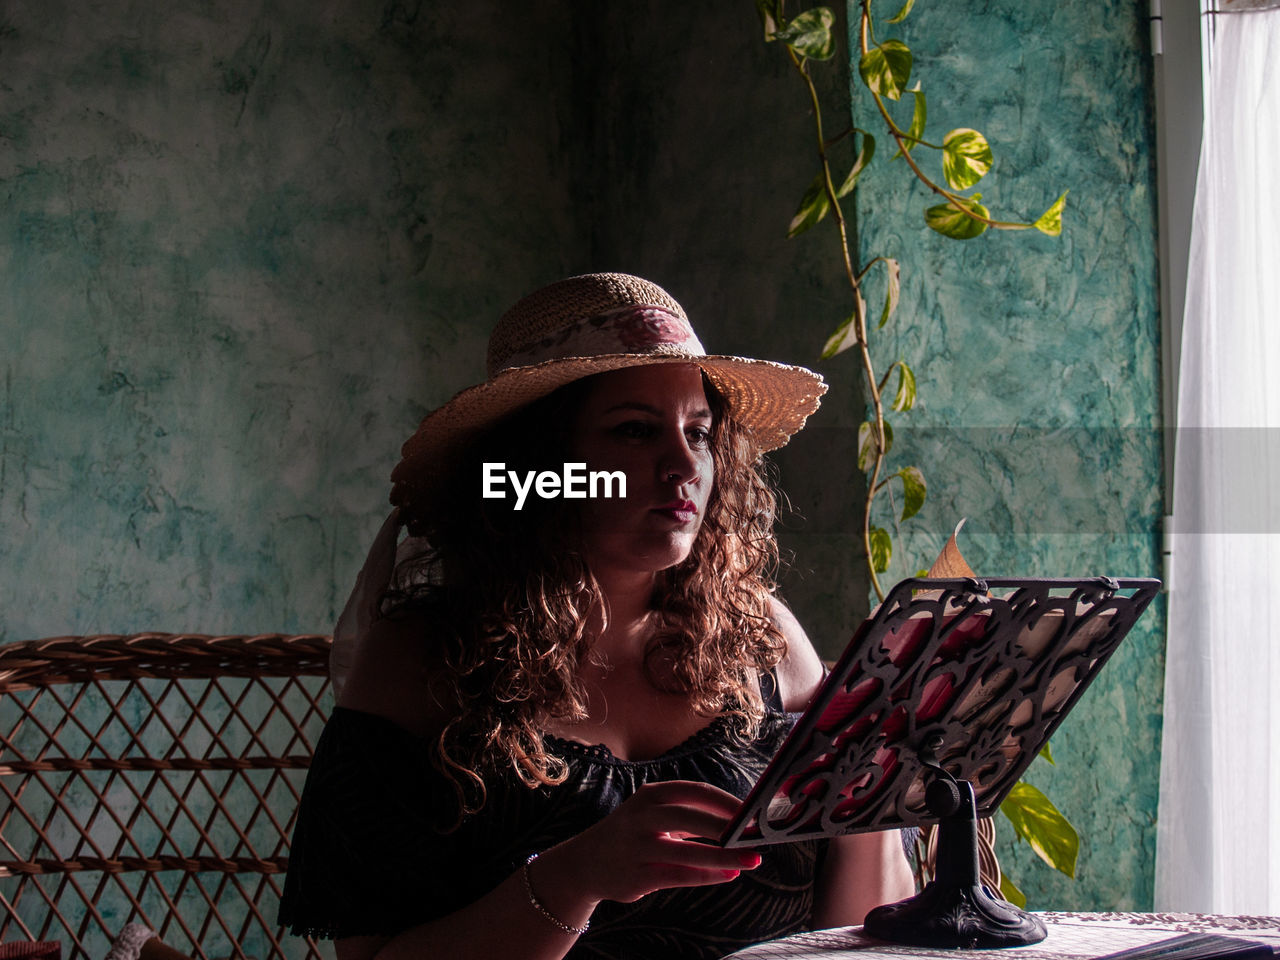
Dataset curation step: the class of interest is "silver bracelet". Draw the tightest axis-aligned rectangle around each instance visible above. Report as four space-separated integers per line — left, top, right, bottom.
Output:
522 852 590 936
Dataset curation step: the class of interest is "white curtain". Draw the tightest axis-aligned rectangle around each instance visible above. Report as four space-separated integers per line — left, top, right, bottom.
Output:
1156 2 1280 914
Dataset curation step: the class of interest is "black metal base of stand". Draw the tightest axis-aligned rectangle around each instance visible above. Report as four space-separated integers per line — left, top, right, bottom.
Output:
863 777 1047 949
864 876 1047 949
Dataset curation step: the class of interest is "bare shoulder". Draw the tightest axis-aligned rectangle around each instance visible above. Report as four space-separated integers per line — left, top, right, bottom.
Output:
768 595 826 712
336 609 452 740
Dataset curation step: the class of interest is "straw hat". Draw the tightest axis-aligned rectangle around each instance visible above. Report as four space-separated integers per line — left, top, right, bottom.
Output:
389 272 826 510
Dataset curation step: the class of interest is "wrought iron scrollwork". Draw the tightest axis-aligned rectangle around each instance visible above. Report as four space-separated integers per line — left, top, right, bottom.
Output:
722 577 1160 847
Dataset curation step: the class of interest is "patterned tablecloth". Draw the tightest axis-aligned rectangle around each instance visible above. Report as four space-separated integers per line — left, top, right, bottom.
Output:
725 913 1280 959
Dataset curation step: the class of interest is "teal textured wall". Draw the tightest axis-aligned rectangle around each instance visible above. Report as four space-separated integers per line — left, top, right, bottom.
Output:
1 0 1164 918
0 1 864 645
1 2 579 640
846 1 1165 909
0 5 577 950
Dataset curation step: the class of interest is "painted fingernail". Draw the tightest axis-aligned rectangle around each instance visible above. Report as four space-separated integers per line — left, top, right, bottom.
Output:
739 852 762 868
721 869 741 880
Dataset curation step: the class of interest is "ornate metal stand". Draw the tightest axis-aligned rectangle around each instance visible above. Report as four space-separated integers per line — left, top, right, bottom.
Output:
863 744 1046 947
720 576 1161 948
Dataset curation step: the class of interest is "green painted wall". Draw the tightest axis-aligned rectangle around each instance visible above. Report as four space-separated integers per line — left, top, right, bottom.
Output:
845 1 1165 909
1 2 579 639
0 1 866 646
1 0 1163 919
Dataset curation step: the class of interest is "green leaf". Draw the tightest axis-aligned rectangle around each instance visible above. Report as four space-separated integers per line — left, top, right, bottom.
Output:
859 39 912 101
1033 190 1069 236
896 465 926 520
820 291 867 359
837 132 877 198
1039 741 1055 765
892 360 916 411
941 128 993 190
857 418 894 471
999 872 1027 909
857 421 874 470
788 173 830 238
870 525 892 574
925 193 990 240
891 87 927 160
756 0 781 39
886 0 916 23
879 258 900 329
1000 781 1079 878
775 7 836 60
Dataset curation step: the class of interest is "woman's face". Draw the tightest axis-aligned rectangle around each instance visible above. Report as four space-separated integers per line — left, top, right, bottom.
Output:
569 364 715 581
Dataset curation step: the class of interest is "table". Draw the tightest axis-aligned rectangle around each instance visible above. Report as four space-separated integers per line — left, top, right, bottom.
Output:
725 913 1280 959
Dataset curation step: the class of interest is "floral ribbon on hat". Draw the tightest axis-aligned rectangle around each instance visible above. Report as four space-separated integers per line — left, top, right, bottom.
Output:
500 306 706 371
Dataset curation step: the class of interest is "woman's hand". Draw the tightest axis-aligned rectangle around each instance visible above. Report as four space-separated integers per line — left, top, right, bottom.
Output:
331 508 403 696
337 781 762 960
532 780 762 918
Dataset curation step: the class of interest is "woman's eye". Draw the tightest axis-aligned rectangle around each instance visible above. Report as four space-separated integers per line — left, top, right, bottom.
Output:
613 420 655 440
687 426 711 446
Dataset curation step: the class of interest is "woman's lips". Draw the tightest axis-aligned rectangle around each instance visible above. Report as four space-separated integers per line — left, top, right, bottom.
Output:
652 500 698 523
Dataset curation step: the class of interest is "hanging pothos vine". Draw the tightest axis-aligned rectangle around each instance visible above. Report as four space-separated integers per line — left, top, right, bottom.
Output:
755 0 1075 906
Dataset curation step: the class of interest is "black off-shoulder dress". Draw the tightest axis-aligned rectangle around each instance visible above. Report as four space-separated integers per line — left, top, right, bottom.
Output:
279 680 821 959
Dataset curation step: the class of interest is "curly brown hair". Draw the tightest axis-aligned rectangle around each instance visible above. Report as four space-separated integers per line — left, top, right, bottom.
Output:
389 370 787 819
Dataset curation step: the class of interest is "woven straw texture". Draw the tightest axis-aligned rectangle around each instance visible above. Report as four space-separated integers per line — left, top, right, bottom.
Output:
486 273 687 375
391 274 826 511
0 633 332 960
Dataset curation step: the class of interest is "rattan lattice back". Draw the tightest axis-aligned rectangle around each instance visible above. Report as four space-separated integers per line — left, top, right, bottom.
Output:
0 633 333 960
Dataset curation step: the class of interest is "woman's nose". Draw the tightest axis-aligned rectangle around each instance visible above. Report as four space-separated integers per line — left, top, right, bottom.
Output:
658 433 701 485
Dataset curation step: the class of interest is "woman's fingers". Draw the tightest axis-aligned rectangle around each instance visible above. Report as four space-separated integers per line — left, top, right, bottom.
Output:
630 860 750 891
631 779 746 818
639 803 731 843
609 838 763 900
628 780 748 846
646 835 763 873
562 779 762 904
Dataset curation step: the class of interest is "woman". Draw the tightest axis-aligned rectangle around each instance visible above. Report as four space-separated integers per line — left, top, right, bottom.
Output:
280 273 914 959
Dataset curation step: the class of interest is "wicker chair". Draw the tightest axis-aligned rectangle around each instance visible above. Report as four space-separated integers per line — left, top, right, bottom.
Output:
0 633 333 960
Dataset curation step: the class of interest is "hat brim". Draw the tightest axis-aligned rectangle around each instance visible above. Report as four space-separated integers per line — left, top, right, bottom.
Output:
389 351 827 503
